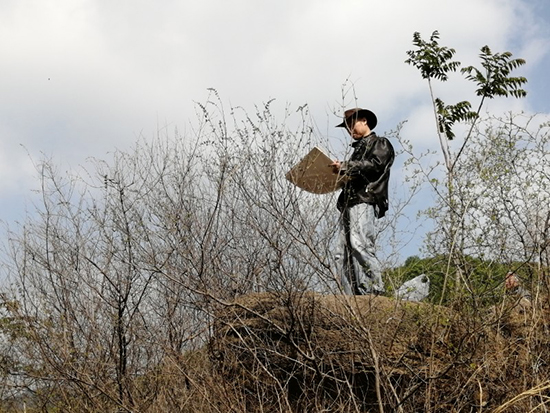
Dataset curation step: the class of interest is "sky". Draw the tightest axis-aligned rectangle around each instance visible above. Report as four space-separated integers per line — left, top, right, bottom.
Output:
1 0 549 262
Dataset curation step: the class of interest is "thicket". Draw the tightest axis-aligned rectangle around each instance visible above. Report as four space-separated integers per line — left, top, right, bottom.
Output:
0 33 549 412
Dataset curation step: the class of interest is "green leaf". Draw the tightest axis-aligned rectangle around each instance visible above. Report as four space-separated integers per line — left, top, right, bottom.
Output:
460 46 527 99
435 99 476 140
405 30 461 81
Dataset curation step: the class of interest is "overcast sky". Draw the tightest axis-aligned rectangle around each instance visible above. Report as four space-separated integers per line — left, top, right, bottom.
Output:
1 0 549 261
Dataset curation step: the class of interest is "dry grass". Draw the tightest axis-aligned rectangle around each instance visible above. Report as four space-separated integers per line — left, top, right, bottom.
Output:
2 291 548 412
208 291 550 412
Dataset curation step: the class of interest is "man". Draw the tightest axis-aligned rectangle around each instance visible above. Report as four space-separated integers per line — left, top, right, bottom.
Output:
330 108 395 295
505 271 531 300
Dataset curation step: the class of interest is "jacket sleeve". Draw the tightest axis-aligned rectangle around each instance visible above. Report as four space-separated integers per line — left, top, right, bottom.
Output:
340 137 394 178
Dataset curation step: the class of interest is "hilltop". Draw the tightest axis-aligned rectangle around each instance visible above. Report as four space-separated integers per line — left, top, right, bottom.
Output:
205 291 547 412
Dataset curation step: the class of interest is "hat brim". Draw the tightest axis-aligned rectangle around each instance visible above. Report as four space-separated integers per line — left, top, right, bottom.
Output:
336 109 377 130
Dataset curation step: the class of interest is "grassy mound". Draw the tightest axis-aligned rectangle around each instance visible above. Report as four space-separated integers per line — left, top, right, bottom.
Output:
209 292 550 412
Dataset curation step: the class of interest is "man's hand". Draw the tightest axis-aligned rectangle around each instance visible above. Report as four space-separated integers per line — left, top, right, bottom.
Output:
329 160 341 174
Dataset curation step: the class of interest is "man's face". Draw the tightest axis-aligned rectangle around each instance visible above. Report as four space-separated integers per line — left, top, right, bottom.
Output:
345 117 371 139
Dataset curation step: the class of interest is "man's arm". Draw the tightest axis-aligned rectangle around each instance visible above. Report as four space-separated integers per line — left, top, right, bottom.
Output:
329 160 342 174
340 138 394 178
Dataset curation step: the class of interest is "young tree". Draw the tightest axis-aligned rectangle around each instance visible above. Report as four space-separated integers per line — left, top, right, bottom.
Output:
450 114 550 299
405 30 527 300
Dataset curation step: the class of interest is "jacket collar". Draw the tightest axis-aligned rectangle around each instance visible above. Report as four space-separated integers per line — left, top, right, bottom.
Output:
351 131 376 147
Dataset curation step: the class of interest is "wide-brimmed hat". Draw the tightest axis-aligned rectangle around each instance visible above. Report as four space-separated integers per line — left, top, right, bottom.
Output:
336 108 377 130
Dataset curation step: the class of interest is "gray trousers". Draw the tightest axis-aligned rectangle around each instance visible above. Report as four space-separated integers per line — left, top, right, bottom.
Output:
335 203 385 295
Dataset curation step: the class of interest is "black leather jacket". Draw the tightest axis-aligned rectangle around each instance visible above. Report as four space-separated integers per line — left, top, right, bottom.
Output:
336 132 395 218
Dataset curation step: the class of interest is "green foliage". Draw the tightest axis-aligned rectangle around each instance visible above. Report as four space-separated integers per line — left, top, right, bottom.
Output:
405 30 527 144
387 255 522 306
405 31 461 81
435 98 477 140
461 46 527 99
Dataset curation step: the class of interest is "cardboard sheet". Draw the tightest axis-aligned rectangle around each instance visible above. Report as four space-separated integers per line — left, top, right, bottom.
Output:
285 147 346 194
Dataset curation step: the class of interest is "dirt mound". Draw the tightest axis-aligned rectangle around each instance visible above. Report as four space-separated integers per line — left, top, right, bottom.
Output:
210 291 550 412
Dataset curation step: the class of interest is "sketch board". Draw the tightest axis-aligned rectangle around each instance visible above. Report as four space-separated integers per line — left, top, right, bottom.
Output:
285 146 346 194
